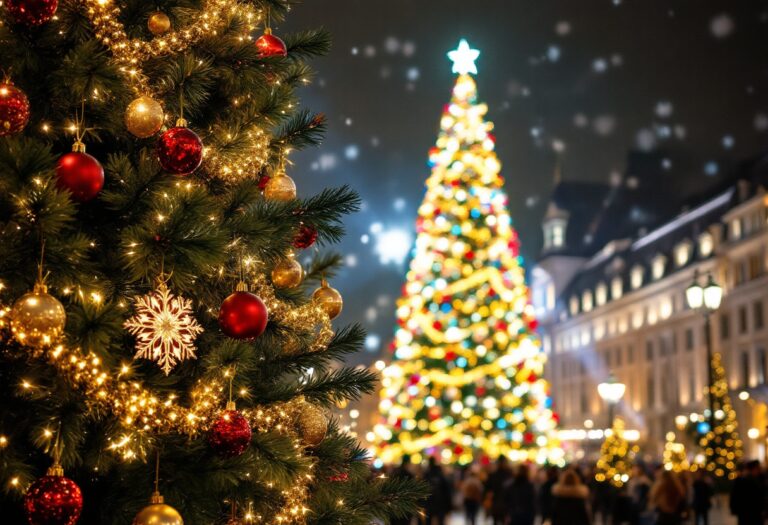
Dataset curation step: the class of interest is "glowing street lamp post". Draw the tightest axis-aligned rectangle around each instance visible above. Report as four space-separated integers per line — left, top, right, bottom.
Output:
598 374 626 428
686 272 724 433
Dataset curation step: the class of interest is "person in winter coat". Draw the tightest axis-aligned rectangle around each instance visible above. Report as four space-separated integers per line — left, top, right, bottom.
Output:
691 469 713 525
423 457 452 525
460 466 484 525
484 456 512 525
538 466 559 524
649 470 686 525
551 468 591 525
729 460 765 525
504 464 536 525
627 464 653 525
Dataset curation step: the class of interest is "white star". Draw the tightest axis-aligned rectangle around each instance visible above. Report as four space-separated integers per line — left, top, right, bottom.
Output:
448 39 480 76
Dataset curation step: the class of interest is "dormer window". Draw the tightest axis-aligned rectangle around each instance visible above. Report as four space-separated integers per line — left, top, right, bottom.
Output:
699 232 714 258
631 265 644 290
596 282 608 306
611 277 623 300
652 255 667 280
674 241 692 267
582 290 594 313
731 218 742 241
544 219 567 250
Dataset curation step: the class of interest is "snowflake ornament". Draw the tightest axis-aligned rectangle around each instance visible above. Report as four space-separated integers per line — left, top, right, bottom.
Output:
124 281 203 375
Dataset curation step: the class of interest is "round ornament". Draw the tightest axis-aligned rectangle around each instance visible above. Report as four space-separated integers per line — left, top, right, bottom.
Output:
293 223 317 250
147 11 171 36
312 280 343 320
264 172 296 202
55 142 104 202
255 28 287 58
5 0 58 27
157 120 203 175
218 283 268 340
209 401 252 457
133 492 183 525
24 463 83 525
0 82 30 136
271 257 303 289
125 96 164 138
298 403 327 447
10 280 66 347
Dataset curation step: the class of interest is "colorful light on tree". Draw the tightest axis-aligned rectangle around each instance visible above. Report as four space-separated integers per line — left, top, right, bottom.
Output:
373 40 560 466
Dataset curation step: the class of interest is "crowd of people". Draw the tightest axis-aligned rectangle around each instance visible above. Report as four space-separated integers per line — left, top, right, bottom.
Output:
386 456 768 525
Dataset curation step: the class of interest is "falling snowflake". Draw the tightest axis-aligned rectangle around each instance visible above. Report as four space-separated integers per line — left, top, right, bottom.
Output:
124 281 203 375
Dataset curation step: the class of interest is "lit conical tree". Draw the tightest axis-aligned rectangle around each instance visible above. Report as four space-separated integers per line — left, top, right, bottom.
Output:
373 40 560 466
700 352 742 479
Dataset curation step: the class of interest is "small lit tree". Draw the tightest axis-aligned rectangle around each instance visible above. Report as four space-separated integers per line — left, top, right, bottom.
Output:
663 432 690 472
700 352 742 480
595 418 637 487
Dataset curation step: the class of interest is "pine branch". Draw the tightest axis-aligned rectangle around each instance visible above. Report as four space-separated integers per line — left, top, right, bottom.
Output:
284 29 332 60
303 252 343 282
295 186 361 246
262 367 377 407
272 109 326 151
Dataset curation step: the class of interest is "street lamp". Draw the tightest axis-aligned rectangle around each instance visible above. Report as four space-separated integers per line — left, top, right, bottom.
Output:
598 373 626 428
686 271 723 433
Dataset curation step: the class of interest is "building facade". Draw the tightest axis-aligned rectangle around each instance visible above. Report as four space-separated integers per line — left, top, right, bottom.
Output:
532 157 768 458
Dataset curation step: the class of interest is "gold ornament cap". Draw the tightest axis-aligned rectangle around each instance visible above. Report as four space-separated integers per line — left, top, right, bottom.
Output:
175 117 188 128
72 140 86 153
235 281 249 292
226 400 236 411
46 462 65 477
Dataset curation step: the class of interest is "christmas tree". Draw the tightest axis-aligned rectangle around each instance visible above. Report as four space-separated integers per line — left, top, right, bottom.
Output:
0 1 423 524
700 352 742 480
662 432 689 473
373 40 560 466
595 418 637 487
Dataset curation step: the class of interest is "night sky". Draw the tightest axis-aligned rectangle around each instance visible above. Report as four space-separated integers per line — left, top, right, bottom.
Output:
282 0 768 365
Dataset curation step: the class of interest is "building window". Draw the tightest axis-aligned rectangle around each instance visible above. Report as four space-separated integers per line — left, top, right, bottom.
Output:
569 296 579 316
631 265 644 290
758 348 767 385
755 301 765 331
652 255 667 280
685 328 694 351
547 283 556 311
611 277 623 300
582 290 594 313
646 340 654 361
616 347 623 367
739 306 748 334
544 219 567 250
699 232 714 258
580 385 588 414
741 351 750 387
596 282 607 307
675 242 692 267
731 218 742 240
720 313 730 341
628 344 635 364
605 350 611 368
647 376 655 408
749 253 764 280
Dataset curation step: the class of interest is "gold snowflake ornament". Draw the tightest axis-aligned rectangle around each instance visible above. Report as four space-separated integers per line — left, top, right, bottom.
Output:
124 281 204 375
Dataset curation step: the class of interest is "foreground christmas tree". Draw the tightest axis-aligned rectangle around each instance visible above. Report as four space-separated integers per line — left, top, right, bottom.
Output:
374 40 560 466
0 1 423 523
700 352 742 480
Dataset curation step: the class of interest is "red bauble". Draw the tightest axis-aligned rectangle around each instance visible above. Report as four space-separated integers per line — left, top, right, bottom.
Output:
0 83 30 136
157 125 203 175
209 405 252 457
257 174 270 190
218 289 268 340
293 224 318 249
24 471 83 525
255 30 288 58
5 0 58 27
56 149 104 202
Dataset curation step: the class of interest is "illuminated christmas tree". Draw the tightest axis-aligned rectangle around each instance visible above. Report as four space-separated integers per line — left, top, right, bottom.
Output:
373 40 560 466
595 418 637 487
663 432 690 473
700 352 742 479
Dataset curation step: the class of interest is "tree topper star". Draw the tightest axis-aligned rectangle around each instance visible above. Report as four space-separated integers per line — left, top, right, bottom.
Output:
448 39 480 76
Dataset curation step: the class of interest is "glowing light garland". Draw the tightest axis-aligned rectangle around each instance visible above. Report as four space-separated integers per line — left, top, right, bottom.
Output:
374 43 560 466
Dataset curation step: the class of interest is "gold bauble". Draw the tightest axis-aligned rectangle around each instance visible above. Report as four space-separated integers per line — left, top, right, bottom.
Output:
10 282 66 347
298 403 327 447
312 280 343 320
271 257 303 289
125 96 165 139
148 12 172 36
133 492 183 525
264 173 297 201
